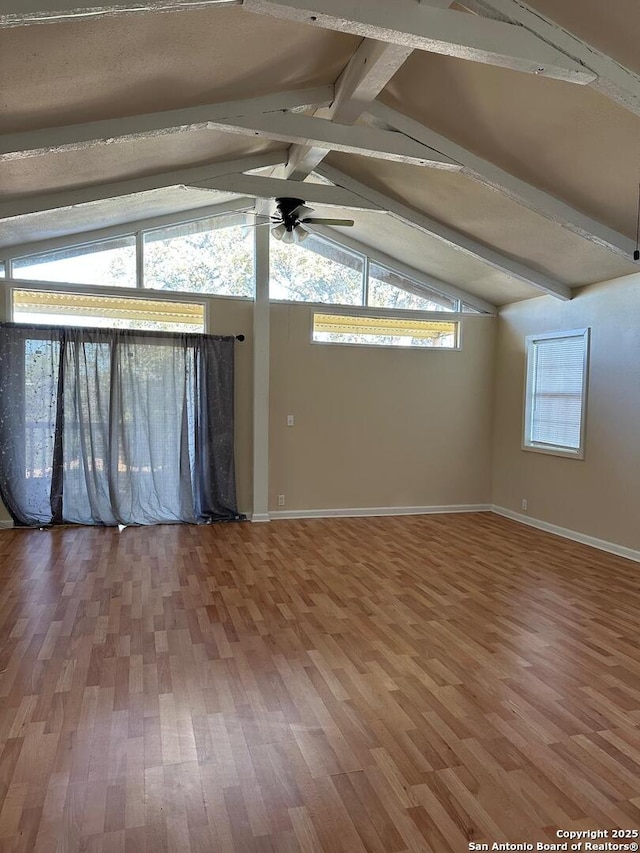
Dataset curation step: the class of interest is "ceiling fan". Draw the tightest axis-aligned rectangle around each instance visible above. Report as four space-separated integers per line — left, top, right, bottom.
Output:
252 197 355 244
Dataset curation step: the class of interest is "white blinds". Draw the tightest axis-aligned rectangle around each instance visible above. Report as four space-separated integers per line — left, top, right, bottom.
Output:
529 333 587 450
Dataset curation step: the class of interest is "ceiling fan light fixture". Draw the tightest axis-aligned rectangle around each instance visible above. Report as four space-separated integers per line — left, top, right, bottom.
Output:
272 223 286 241
296 225 310 243
281 229 296 244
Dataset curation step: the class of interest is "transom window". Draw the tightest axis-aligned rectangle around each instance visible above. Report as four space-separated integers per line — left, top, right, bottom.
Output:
313 312 459 349
13 289 205 333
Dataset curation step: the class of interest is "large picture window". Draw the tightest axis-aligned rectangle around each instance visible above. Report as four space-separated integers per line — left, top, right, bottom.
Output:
143 213 253 297
12 237 137 288
367 263 457 312
523 328 590 458
270 233 364 305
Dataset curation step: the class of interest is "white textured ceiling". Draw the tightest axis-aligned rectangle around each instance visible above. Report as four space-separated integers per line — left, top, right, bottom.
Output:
0 189 244 249
2 3 640 306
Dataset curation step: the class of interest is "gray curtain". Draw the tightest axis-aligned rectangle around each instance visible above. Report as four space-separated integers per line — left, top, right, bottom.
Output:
0 324 241 526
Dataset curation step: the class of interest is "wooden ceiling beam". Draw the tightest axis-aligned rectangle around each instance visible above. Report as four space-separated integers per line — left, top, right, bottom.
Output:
368 101 636 260
284 40 414 180
0 152 287 220
0 87 334 161
188 173 385 211
242 0 594 84
208 111 460 169
316 162 572 300
0 0 238 26
308 223 497 314
458 0 640 119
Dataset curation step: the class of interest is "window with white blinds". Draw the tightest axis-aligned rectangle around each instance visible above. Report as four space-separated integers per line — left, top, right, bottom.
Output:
523 329 590 458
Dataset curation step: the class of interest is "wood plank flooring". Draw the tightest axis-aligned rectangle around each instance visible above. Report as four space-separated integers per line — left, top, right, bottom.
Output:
1 512 640 851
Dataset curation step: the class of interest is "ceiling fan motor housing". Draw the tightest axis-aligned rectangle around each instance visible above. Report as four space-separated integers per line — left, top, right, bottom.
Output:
275 197 307 230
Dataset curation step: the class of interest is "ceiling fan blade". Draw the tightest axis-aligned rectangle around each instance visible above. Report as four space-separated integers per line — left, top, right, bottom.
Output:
292 204 315 218
302 218 355 227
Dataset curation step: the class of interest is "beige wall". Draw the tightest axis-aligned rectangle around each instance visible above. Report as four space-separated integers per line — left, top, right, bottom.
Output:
268 302 496 512
0 293 497 523
8 272 640 547
493 273 640 550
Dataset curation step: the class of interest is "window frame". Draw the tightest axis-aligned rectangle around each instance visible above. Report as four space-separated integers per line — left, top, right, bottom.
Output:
522 327 590 460
309 305 463 351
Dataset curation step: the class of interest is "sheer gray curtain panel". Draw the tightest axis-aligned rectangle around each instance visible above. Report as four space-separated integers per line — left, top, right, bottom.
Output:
0 324 240 527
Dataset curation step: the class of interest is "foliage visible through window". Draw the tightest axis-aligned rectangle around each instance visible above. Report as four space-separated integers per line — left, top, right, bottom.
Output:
523 329 589 458
12 237 137 288
3 216 488 318
13 290 205 333
270 234 364 305
367 263 457 312
313 313 459 348
143 213 253 297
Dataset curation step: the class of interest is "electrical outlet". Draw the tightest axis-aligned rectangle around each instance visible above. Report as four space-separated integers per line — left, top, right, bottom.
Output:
287 415 295 427
278 495 285 507
521 498 528 512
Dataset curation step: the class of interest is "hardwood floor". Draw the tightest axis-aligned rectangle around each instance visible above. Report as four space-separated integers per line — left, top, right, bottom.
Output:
0 512 639 852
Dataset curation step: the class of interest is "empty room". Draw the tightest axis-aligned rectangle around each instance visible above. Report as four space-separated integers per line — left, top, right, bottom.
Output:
1 1 640 851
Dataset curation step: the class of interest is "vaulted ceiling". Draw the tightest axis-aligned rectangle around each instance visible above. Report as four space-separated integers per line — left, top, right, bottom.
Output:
2 0 640 308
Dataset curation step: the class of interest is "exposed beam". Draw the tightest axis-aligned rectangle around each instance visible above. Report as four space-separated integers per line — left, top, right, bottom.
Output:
0 87 334 162
284 0 457 182
316 163 572 300
0 0 238 27
0 198 255 261
309 224 497 314
285 40 413 180
368 102 636 260
0 152 286 221
325 41 413 126
242 0 594 84
208 111 460 169
458 0 640 118
189 173 385 211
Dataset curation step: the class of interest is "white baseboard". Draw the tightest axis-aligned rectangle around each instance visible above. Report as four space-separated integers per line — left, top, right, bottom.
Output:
268 504 491 521
0 520 14 529
492 506 640 564
250 513 271 523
